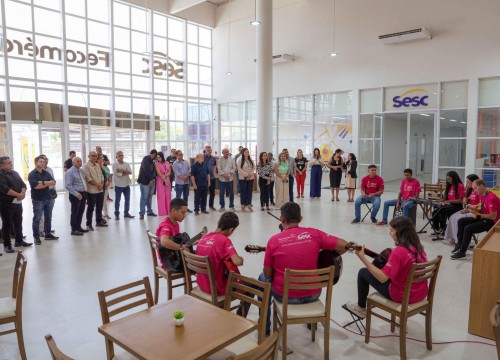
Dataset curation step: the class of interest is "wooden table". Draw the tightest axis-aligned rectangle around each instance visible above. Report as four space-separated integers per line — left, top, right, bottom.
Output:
98 295 257 360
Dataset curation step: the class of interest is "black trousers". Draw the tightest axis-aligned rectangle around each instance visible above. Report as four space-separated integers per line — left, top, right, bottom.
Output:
69 192 87 231
194 186 208 211
11 204 24 243
456 217 494 253
258 177 270 207
86 192 104 226
288 175 294 202
269 181 275 203
1 201 14 246
357 267 391 308
432 204 461 230
208 179 216 208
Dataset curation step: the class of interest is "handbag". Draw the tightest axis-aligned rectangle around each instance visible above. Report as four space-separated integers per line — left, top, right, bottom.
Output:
49 188 58 199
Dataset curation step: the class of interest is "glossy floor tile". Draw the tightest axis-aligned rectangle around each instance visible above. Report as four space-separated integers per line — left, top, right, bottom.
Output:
0 182 497 359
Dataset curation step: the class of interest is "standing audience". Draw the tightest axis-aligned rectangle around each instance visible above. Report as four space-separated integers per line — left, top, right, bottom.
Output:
155 152 171 216
237 148 255 212
172 150 193 213
345 153 357 202
137 149 158 219
82 151 106 231
274 152 290 209
97 154 111 220
309 148 324 198
217 148 236 212
64 151 76 172
283 149 296 202
65 157 88 236
295 150 308 198
191 154 210 215
327 149 344 202
257 152 273 211
268 152 276 206
166 148 177 187
112 151 134 220
204 146 217 211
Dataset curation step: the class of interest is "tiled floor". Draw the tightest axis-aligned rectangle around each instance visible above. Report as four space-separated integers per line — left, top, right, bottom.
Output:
0 182 497 359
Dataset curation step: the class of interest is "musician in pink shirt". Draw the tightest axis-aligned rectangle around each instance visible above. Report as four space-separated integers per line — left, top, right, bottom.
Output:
352 165 385 224
346 216 428 318
452 179 500 259
444 174 480 244
432 171 465 233
377 168 421 226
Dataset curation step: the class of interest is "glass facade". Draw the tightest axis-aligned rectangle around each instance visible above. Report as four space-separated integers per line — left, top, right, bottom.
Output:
1 0 212 187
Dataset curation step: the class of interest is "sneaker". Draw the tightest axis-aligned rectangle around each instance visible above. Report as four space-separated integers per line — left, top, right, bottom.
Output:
371 218 377 224
351 219 360 224
219 208 226 212
34 237 42 245
452 244 461 253
345 302 367 318
44 234 59 240
229 207 236 212
451 252 466 260
376 221 388 226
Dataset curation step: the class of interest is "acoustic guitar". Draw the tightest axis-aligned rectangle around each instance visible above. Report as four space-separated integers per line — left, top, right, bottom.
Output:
345 242 392 269
245 245 343 285
159 226 208 272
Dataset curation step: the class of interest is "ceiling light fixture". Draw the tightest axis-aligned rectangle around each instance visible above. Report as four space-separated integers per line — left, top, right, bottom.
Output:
330 0 337 57
449 119 457 122
250 0 261 25
226 0 232 76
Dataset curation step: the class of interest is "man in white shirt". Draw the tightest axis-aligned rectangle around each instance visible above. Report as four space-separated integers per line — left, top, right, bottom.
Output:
217 148 236 212
112 151 135 220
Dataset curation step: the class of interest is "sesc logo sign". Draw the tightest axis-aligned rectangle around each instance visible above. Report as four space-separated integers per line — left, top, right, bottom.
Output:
393 88 429 108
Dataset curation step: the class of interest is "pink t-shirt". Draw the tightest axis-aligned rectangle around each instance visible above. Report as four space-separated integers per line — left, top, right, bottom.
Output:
400 178 421 200
264 227 340 298
195 232 238 296
467 190 480 206
361 175 384 195
382 246 428 303
155 217 180 270
481 191 500 222
446 183 465 201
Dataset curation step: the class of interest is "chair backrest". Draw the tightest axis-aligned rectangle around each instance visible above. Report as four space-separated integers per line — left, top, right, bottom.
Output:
401 255 442 311
423 183 443 201
282 266 335 317
146 230 161 269
181 249 219 305
97 276 154 324
223 271 271 344
12 251 27 314
45 334 74 360
491 301 500 360
227 330 280 360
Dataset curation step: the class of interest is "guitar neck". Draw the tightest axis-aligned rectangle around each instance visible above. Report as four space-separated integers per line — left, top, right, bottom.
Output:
363 248 380 260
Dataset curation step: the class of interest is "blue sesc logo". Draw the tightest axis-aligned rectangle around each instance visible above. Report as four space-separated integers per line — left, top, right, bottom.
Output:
393 88 428 108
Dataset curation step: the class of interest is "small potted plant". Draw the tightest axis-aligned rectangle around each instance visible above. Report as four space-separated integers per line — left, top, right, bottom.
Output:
173 310 185 327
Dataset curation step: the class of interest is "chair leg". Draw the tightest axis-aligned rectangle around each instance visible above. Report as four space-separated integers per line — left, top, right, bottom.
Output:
16 319 27 360
273 305 278 332
365 303 372 344
425 309 433 350
281 323 287 360
154 273 160 305
167 275 173 300
105 339 115 360
323 320 330 360
390 314 396 333
311 322 316 342
399 317 407 360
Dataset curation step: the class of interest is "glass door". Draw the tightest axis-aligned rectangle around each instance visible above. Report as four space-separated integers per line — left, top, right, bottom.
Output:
41 125 64 190
408 112 435 184
358 113 383 177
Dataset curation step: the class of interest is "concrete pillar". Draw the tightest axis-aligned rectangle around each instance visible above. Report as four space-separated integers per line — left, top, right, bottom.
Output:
256 0 273 154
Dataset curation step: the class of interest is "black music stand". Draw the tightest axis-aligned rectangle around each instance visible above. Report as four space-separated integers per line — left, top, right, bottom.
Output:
413 199 445 240
342 304 365 335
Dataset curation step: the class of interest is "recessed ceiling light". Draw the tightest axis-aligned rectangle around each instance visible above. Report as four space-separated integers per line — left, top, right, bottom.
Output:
330 52 337 57
440 117 445 120
460 121 466 124
449 119 457 122
250 20 261 26
226 71 232 76
420 114 431 117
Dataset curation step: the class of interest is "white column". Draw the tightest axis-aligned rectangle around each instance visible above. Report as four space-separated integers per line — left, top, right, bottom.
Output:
465 78 478 175
256 0 273 154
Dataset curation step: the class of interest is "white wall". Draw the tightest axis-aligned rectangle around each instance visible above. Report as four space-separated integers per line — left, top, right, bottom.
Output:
213 0 500 103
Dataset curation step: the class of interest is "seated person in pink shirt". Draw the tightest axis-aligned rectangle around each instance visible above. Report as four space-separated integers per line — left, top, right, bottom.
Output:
352 164 385 224
195 212 244 296
346 216 428 318
260 202 349 335
377 168 421 226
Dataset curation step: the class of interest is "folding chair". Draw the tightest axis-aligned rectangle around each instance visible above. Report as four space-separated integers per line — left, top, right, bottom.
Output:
361 203 373 222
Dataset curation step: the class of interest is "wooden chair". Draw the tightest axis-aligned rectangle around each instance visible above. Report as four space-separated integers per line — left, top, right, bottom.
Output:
181 249 226 306
365 256 442 360
273 266 335 360
45 334 74 360
491 300 500 360
422 183 443 219
227 330 281 360
0 251 28 360
97 277 154 360
146 230 186 304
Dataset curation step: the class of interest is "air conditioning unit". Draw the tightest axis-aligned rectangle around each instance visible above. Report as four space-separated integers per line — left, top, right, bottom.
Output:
378 27 432 45
254 54 295 63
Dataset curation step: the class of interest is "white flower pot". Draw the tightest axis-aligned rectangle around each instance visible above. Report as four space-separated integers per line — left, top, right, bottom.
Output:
174 318 184 327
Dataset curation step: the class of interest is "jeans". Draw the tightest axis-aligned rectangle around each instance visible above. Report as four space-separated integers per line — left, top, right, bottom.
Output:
139 183 155 215
382 199 415 222
357 267 391 308
208 179 216 208
32 199 52 238
288 175 294 202
69 192 87 231
239 179 254 206
175 184 189 202
114 186 131 216
456 217 494 253
354 195 381 221
194 186 208 211
257 273 321 334
219 181 234 209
